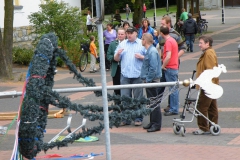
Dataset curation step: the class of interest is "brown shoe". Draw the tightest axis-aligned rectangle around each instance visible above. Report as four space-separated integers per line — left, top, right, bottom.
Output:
164 105 170 112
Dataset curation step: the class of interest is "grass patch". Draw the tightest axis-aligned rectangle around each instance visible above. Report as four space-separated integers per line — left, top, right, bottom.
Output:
104 5 177 21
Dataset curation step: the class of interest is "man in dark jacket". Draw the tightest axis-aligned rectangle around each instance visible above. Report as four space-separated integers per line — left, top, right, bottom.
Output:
183 13 198 52
107 28 126 96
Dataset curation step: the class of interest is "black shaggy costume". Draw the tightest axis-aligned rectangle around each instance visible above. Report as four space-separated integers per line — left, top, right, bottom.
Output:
18 33 151 159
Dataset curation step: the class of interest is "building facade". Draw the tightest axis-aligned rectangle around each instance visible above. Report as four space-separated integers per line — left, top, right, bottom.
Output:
200 0 240 9
0 0 80 48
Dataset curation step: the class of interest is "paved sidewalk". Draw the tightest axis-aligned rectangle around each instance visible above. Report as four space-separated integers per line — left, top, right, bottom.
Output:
1 8 240 160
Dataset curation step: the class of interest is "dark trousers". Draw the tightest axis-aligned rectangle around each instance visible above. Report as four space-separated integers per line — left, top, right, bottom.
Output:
112 65 121 96
197 89 218 131
146 86 162 128
143 11 146 18
157 69 170 105
104 44 111 69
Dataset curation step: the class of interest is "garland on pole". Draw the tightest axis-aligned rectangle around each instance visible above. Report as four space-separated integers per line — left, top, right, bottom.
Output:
16 33 152 159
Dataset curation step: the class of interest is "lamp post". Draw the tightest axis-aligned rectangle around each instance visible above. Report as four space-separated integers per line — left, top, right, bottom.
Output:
153 0 156 28
79 0 81 13
166 0 169 12
222 0 225 24
91 0 94 17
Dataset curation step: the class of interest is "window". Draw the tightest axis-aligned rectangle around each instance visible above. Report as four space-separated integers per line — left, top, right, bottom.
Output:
14 0 20 6
14 0 23 10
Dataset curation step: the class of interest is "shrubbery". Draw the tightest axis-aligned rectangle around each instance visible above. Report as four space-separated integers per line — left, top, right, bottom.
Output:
13 47 64 67
13 47 34 65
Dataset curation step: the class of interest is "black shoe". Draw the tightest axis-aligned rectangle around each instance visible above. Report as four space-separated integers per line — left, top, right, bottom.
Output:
164 111 178 116
120 121 131 126
147 126 160 132
187 44 190 52
163 105 170 112
143 123 152 129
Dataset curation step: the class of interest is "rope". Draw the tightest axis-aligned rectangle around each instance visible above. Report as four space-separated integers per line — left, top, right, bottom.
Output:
147 82 180 110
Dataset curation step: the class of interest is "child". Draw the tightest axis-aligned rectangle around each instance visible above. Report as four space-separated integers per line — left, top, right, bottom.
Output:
89 35 98 73
153 29 159 47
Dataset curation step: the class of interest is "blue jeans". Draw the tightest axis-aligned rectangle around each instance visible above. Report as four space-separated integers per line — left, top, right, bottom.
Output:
121 75 143 122
185 34 195 52
164 68 179 114
126 13 129 20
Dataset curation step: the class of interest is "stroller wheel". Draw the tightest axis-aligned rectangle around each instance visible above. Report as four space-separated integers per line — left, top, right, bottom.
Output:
173 124 181 135
210 125 221 136
180 126 186 137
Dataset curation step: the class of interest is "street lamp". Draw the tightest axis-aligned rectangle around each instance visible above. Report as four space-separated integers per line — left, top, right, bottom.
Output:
166 0 169 12
153 0 156 28
91 0 94 17
222 0 225 24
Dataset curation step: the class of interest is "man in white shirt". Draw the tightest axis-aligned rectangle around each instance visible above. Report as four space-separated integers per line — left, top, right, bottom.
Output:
86 10 92 35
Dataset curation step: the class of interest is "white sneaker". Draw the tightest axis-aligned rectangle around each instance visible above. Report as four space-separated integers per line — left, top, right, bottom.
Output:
192 129 210 135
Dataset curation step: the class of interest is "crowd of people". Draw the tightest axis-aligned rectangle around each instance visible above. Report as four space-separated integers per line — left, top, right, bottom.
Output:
86 7 219 135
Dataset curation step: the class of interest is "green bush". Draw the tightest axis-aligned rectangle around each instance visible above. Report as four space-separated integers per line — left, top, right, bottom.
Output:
13 47 34 65
56 57 64 67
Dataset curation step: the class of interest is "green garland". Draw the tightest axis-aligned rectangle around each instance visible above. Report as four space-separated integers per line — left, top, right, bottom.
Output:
18 33 152 159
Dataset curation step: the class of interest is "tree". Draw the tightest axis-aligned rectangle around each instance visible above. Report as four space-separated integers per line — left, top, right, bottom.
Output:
28 0 83 47
0 0 14 79
132 0 143 27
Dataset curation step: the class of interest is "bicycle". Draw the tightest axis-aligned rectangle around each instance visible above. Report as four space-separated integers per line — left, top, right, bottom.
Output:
78 42 89 72
174 18 184 37
197 19 208 36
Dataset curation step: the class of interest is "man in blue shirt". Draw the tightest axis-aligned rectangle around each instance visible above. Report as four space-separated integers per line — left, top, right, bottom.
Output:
114 27 145 126
141 33 162 132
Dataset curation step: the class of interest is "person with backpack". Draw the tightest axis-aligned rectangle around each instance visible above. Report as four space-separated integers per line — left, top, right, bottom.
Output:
157 16 186 116
182 13 198 52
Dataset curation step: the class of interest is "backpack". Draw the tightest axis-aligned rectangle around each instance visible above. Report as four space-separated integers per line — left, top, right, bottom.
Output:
184 19 197 34
158 29 183 47
80 42 90 52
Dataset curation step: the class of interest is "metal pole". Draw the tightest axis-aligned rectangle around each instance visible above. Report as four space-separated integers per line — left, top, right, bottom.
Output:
166 0 169 12
153 0 156 28
95 0 111 160
0 81 185 99
91 0 94 18
222 0 225 24
79 0 81 13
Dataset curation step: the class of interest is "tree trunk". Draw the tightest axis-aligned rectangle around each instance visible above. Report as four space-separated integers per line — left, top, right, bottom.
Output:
0 0 13 79
132 0 143 27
